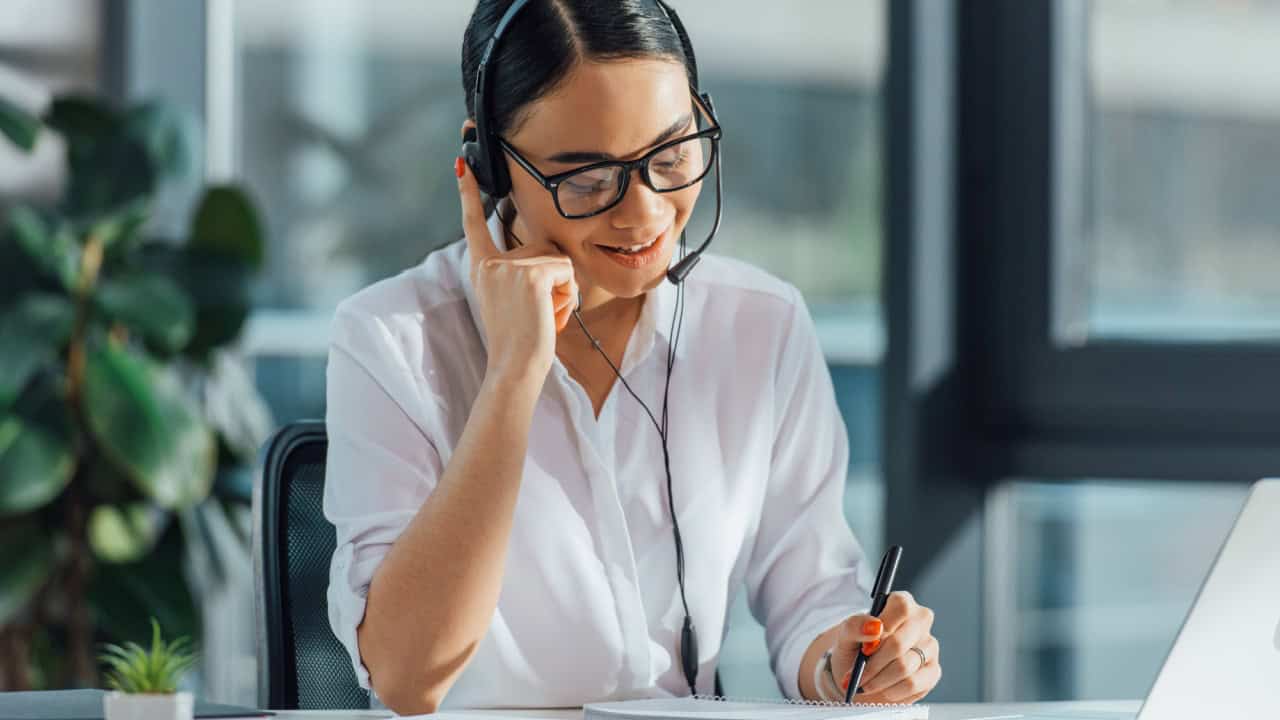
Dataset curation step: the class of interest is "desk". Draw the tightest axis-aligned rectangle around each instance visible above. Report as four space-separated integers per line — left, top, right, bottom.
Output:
271 700 1142 720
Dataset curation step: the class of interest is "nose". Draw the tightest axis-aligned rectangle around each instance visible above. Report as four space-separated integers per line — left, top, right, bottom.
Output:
609 166 668 230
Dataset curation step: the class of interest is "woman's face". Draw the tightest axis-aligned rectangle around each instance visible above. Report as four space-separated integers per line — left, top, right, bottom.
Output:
489 58 703 304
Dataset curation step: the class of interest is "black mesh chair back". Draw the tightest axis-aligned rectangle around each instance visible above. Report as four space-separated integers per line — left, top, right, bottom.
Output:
254 420 370 710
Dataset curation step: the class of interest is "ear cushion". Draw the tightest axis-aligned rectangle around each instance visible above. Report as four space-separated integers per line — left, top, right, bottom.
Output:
461 127 510 199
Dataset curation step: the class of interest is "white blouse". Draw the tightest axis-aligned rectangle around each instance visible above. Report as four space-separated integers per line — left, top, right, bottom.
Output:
323 210 873 708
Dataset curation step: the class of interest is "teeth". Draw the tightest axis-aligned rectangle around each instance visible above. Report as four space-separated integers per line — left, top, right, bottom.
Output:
604 237 656 254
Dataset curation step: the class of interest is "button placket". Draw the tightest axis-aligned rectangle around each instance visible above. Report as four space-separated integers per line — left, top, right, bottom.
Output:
552 289 673 692
553 367 652 692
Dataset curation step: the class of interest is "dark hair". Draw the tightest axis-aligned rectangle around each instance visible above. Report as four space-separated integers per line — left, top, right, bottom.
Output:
461 0 695 138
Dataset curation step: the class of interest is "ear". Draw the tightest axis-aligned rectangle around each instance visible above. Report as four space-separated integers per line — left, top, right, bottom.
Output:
461 118 478 142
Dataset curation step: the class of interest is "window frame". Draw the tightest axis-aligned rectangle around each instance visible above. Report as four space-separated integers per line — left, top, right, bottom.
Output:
884 0 1280 702
967 0 1280 483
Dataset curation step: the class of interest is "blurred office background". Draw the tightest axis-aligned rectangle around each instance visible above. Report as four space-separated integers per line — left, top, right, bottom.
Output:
1 0 1278 706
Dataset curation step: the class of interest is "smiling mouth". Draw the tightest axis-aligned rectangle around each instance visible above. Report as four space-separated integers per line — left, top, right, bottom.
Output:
596 236 660 255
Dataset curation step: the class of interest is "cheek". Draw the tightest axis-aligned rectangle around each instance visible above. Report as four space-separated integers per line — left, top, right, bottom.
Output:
510 184 600 253
509 173 558 222
556 219 603 259
671 183 703 231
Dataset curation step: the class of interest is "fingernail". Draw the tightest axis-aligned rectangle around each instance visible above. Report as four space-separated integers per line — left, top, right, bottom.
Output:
841 669 851 691
862 619 882 636
862 639 880 655
454 156 466 178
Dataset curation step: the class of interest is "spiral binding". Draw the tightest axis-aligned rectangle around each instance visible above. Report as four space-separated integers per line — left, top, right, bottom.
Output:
691 693 916 710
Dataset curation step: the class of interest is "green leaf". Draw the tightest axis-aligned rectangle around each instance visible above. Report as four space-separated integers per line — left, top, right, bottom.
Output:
143 246 254 358
149 616 163 659
0 415 74 515
83 342 215 510
0 293 75 413
183 259 253 357
98 643 137 665
124 102 189 182
0 521 54 624
95 274 195 355
0 378 75 515
89 503 166 563
91 196 151 253
45 97 157 218
8 206 80 290
43 96 118 142
66 135 156 219
98 628 178 694
0 96 41 152
189 186 263 268
0 231 43 305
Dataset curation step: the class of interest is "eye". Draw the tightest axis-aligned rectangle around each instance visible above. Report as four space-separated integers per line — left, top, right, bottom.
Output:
563 167 616 194
653 144 691 171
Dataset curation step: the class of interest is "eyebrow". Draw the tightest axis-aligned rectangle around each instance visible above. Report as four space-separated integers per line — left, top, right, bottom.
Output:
546 112 694 164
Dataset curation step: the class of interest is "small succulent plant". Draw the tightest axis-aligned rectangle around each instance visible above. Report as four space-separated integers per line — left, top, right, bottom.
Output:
97 618 197 694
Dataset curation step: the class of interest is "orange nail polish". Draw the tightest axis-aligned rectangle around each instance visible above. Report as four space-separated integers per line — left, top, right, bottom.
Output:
454 157 466 178
841 669 851 691
862 619 882 636
863 639 881 655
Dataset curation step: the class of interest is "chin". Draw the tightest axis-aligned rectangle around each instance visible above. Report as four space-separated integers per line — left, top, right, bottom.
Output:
591 271 662 300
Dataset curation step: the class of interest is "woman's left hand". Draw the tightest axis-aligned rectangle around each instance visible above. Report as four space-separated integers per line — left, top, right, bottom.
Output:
830 591 941 704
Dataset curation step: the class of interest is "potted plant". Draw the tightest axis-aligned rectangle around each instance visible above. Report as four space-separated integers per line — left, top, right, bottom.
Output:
99 618 197 720
0 91 272 689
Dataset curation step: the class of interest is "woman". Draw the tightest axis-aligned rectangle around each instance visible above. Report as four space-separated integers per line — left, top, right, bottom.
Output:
324 0 941 714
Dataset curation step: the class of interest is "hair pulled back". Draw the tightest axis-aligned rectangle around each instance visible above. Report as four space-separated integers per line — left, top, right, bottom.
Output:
461 0 695 137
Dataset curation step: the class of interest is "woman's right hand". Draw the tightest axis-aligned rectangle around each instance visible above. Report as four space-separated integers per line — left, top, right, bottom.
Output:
457 157 578 387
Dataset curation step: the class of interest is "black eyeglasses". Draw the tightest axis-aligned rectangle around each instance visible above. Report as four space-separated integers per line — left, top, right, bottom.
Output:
498 90 722 219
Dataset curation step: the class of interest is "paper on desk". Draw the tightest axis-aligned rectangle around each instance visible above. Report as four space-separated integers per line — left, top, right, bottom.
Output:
408 710 581 720
585 697 927 720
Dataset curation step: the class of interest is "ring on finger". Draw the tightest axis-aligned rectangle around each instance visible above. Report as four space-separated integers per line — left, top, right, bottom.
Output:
908 645 928 670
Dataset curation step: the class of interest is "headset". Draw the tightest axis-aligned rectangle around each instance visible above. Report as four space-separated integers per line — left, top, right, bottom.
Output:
461 0 724 697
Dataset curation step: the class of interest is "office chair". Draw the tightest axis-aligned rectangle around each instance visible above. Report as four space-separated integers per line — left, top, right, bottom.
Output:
254 420 727 709
254 420 370 710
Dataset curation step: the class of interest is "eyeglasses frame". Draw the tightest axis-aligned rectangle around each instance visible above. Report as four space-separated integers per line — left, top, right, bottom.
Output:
496 88 722 219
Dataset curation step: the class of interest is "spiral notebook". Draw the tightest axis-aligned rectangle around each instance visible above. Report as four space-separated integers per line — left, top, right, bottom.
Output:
584 695 928 720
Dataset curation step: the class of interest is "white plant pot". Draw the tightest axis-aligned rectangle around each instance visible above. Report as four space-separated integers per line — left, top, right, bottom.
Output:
103 691 194 720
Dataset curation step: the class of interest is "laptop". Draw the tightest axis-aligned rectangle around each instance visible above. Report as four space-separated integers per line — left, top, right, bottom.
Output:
1021 478 1280 719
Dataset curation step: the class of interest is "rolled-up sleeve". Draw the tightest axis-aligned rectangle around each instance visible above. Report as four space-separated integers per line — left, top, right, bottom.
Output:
743 285 874 700
323 303 445 690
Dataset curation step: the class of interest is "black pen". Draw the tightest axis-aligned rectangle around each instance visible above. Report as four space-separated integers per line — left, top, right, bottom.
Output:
844 545 903 703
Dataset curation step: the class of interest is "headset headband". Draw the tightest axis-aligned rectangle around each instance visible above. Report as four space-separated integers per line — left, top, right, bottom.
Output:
465 0 700 198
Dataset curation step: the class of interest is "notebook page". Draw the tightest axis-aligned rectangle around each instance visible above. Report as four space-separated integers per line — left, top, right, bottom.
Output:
585 697 928 720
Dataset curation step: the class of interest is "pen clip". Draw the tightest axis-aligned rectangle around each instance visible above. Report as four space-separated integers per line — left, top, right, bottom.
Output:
871 546 902 597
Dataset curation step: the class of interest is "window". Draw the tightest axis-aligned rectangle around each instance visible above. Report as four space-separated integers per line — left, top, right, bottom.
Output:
0 0 101 199
220 0 887 698
985 480 1249 700
896 0 1280 703
1058 0 1280 344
